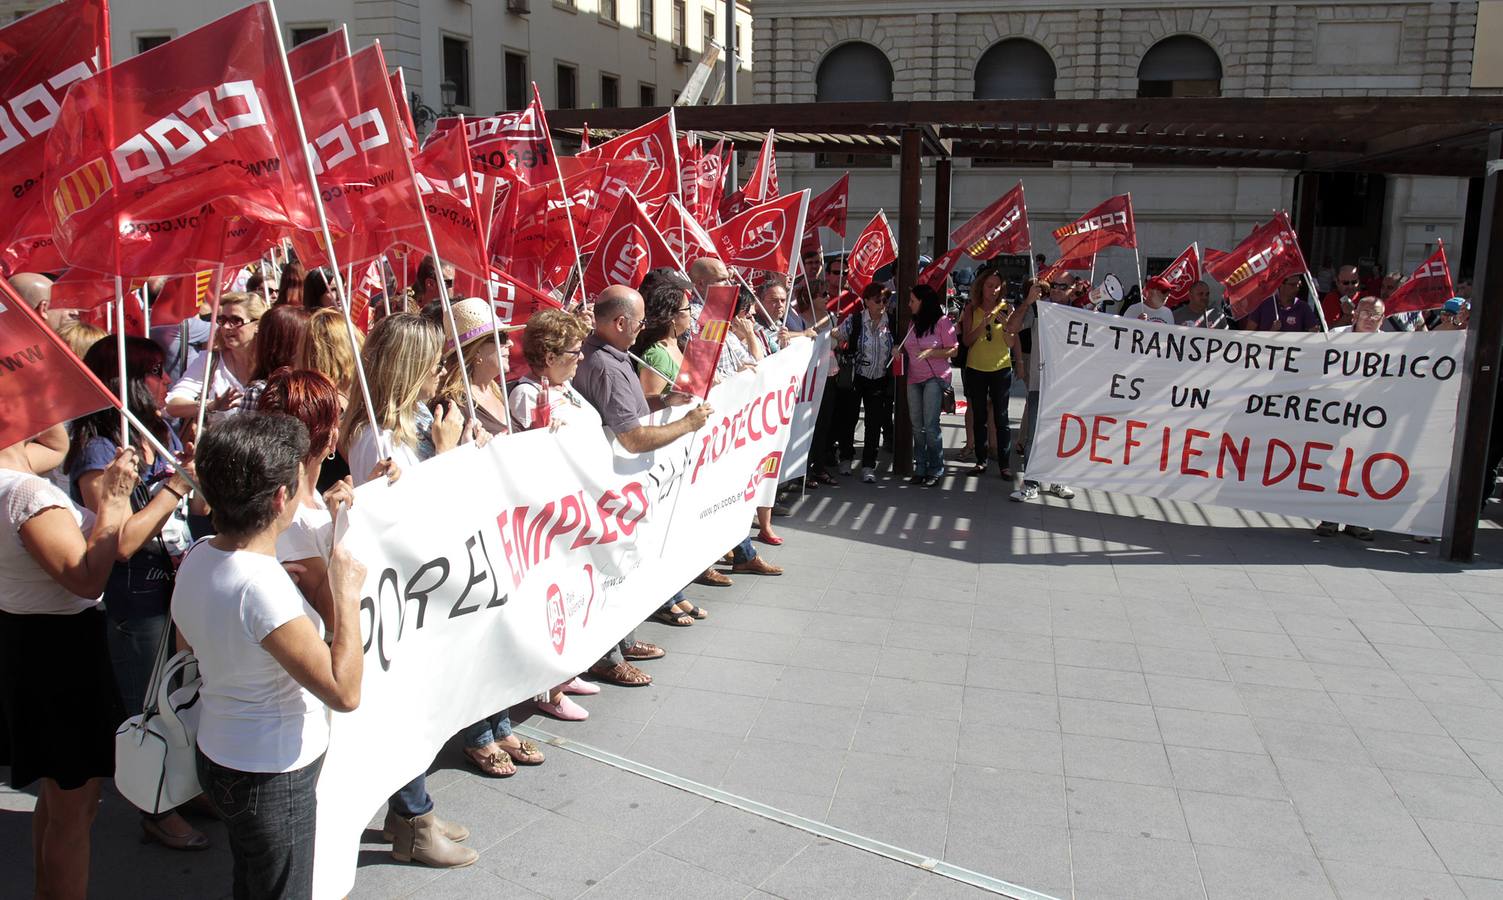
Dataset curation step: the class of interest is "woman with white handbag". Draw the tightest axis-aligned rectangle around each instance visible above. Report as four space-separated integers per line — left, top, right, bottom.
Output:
0 424 136 900
172 413 366 900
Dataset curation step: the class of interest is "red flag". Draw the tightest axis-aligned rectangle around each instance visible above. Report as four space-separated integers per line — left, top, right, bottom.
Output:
47 268 130 311
919 248 966 291
432 85 558 187
581 192 680 297
487 267 566 378
578 110 679 202
844 211 898 296
1384 243 1454 315
408 124 487 279
349 258 386 332
1037 256 1093 284
1154 244 1202 302
154 268 230 327
825 290 862 317
675 284 738 398
745 130 778 203
290 43 427 271
804 174 849 238
0 278 118 448
1203 247 1230 267
389 69 419 152
286 27 349 81
579 125 590 152
951 182 1029 261
0 0 109 277
46 4 319 277
1052 194 1136 260
657 197 722 270
708 192 809 274
1205 213 1309 320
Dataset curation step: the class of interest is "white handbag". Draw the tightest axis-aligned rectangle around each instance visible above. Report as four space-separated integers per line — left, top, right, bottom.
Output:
114 623 203 814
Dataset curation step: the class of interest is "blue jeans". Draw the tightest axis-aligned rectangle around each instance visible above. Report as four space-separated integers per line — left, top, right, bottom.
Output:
731 538 757 564
907 377 946 477
389 773 433 819
105 612 168 716
463 710 513 749
197 749 323 900
1022 389 1042 489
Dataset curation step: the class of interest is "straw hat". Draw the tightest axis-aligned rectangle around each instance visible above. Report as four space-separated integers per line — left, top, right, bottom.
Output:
444 296 523 353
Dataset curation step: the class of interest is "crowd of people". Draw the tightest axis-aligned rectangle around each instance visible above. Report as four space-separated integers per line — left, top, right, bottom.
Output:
0 241 1489 900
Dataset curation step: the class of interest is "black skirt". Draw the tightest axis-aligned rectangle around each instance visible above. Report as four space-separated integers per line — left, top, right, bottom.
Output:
0 606 124 790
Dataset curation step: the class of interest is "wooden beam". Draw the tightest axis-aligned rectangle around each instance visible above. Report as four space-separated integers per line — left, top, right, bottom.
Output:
1443 130 1503 561
933 158 953 257
894 127 923 477
937 124 1354 154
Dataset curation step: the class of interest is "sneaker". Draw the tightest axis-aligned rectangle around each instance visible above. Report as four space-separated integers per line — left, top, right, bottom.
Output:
839 461 853 476
1047 483 1076 500
922 476 939 487
1010 484 1040 502
861 468 875 483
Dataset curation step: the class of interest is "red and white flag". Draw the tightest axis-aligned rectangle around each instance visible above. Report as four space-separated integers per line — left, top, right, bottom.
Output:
0 0 110 276
485 267 566 378
1155 243 1202 302
431 84 558 187
745 130 778 204
407 123 488 279
389 69 419 152
844 211 898 296
708 191 809 275
0 278 119 448
152 266 238 328
286 27 349 81
581 191 680 297
1037 256 1093 284
46 3 319 277
1384 243 1454 315
951 182 1029 261
1205 213 1308 319
578 110 679 202
919 247 966 291
804 174 850 239
656 197 722 269
1052 194 1136 260
349 258 387 332
676 284 738 398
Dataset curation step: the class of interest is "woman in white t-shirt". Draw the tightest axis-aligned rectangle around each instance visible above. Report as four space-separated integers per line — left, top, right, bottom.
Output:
0 424 135 900
172 413 365 900
164 292 267 423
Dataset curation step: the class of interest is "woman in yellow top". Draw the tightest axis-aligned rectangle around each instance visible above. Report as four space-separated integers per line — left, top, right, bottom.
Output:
961 270 1019 478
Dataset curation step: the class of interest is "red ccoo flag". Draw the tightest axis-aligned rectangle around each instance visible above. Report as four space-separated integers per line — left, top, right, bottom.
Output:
844 211 898 296
486 267 566 378
389 68 419 152
1052 194 1136 260
744 130 779 204
431 84 558 187
1155 243 1202 302
0 0 110 277
578 110 680 203
46 3 319 277
286 26 349 81
804 174 850 239
1205 213 1308 320
407 123 488 279
0 277 119 449
951 182 1029 262
1384 243 1454 315
709 191 809 274
675 284 739 399
919 248 966 291
582 191 680 297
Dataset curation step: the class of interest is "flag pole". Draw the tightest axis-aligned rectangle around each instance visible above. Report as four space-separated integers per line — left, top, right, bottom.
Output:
258 259 273 307
482 276 515 434
266 4 387 458
1129 192 1144 296
192 259 225 442
538 83 587 308
1022 182 1037 282
123 406 202 495
114 277 128 446
380 253 398 317
782 189 810 329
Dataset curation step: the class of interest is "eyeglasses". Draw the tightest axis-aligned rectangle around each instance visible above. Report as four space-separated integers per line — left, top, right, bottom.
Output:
145 363 165 378
556 347 585 358
676 306 693 314
216 314 255 328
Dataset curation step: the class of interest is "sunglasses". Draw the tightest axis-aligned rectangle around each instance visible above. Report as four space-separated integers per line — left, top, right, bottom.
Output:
145 362 165 378
216 314 255 328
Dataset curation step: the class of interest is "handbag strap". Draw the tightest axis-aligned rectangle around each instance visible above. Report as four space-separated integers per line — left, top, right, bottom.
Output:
138 616 176 718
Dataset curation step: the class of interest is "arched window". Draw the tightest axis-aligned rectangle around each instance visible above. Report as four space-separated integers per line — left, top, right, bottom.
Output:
1138 35 1222 97
816 41 893 102
974 39 1056 99
815 42 892 168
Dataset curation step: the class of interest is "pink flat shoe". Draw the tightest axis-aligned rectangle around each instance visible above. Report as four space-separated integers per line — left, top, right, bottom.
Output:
536 695 589 721
561 677 600 696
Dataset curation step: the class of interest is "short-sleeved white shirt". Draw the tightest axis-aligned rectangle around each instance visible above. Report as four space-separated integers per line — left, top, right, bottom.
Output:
508 378 604 433
0 469 100 615
166 351 248 417
171 543 329 773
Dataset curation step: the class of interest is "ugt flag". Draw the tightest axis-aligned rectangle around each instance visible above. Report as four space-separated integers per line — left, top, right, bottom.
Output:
1383 243 1454 315
1052 194 1135 260
951 181 1029 261
581 191 679 297
578 110 680 202
1156 243 1202 302
844 211 898 296
46 3 320 277
709 191 809 275
1206 213 1308 320
804 174 850 239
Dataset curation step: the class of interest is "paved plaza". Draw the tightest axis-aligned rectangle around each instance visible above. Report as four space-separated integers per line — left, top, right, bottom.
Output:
4 412 1503 899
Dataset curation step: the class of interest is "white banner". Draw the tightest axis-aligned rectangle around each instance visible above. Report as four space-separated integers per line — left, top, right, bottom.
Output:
778 328 830 482
1028 304 1464 534
312 340 816 899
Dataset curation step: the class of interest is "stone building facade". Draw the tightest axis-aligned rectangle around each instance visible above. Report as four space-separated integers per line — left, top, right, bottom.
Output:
754 1 1493 288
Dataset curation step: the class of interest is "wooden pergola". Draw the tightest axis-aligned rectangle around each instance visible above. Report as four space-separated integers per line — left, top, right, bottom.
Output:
548 98 1503 562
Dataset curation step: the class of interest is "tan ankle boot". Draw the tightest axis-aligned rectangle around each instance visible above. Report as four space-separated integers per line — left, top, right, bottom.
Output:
382 810 470 844
389 811 478 868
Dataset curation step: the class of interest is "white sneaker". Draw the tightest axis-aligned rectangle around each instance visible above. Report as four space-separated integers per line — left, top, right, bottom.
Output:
861 468 875 483
1010 484 1040 502
1047 483 1076 500
839 461 853 476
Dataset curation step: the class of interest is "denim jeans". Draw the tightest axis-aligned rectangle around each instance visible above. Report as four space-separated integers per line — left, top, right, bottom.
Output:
963 367 1013 471
463 709 513 749
731 537 758 564
906 377 946 477
105 612 168 716
197 749 323 900
1021 389 1042 489
388 773 433 819
596 629 638 667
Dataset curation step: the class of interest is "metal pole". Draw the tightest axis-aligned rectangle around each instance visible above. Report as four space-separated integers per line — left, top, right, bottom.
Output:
724 0 736 106
114 277 128 447
1443 129 1503 561
193 262 226 441
894 127 923 477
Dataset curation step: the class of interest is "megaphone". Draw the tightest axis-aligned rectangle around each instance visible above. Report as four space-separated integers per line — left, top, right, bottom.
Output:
1088 274 1124 309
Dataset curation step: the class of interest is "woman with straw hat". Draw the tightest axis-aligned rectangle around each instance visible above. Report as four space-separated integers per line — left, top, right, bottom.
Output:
434 297 521 438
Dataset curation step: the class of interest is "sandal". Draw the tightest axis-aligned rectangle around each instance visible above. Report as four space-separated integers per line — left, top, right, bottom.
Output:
497 737 545 766
969 464 987 476
815 472 838 485
621 640 666 660
140 813 210 851
587 659 653 686
464 745 516 778
651 607 695 627
678 602 709 620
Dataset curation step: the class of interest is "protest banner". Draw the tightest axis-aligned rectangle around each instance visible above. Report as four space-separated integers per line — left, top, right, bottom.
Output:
311 339 816 899
1026 304 1463 535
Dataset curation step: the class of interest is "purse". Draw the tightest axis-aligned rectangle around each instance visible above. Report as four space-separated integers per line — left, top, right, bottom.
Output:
941 383 957 415
114 621 203 814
